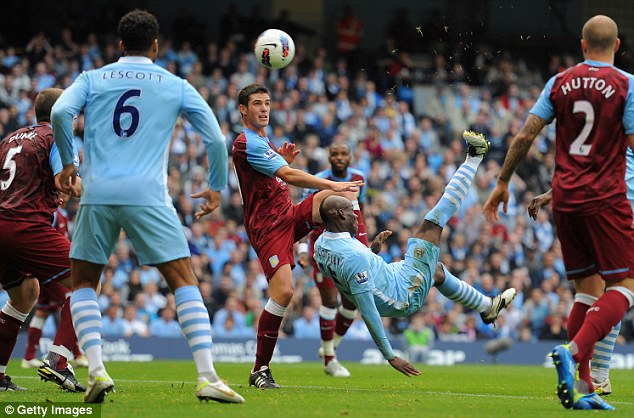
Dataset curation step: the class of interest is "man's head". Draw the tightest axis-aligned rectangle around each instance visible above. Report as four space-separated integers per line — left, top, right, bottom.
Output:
238 83 271 132
581 15 619 56
319 195 358 234
329 142 351 177
34 88 63 123
118 9 159 58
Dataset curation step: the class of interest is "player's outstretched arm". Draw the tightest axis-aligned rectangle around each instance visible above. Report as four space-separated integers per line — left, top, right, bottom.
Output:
353 291 420 375
527 189 553 220
276 165 363 191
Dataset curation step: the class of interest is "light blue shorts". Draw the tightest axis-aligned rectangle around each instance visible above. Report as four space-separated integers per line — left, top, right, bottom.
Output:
70 205 190 265
392 238 439 315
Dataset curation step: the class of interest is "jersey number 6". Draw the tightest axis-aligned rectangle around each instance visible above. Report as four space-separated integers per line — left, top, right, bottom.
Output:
113 89 141 138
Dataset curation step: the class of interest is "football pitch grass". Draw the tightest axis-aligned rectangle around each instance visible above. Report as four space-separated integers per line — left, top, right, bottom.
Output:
4 360 634 417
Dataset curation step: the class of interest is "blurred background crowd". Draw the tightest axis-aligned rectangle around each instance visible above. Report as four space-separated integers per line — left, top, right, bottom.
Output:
1 2 634 351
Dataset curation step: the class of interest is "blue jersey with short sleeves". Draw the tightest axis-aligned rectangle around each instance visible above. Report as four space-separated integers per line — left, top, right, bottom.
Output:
51 56 227 206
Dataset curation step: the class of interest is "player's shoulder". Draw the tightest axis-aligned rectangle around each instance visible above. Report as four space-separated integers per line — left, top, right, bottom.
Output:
348 167 366 180
232 130 251 156
614 66 634 84
315 169 330 179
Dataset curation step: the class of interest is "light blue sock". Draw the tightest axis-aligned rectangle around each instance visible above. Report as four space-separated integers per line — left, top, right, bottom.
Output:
591 321 621 382
175 286 218 382
70 288 104 376
436 263 492 313
424 156 481 228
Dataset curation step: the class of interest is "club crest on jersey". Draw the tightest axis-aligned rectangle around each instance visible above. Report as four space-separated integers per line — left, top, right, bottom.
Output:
269 255 279 268
264 149 277 160
413 248 425 259
355 271 368 285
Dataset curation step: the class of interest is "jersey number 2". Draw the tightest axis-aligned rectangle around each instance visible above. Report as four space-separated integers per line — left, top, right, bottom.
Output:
570 100 594 156
113 89 141 138
1 145 23 190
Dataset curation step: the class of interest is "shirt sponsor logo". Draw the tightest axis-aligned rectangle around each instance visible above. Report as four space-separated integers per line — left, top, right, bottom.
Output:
264 149 277 160
355 271 368 285
269 255 279 268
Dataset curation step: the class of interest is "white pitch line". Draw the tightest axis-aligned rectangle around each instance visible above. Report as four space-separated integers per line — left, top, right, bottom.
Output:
11 375 633 405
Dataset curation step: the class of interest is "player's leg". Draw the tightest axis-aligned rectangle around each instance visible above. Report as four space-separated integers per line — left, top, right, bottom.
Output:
38 292 86 393
591 321 620 395
22 308 48 368
433 263 516 324
318 286 350 377
3 221 76 391
121 205 243 403
249 264 293 389
565 276 604 392
0 277 39 391
68 204 119 403
334 296 357 349
417 130 489 245
549 203 632 410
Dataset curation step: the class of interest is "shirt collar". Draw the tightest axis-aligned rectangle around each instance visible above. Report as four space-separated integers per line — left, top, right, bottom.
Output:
118 56 153 64
583 59 612 68
323 231 353 239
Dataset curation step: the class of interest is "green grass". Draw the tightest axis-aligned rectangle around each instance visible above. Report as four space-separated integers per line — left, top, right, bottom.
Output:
4 360 634 417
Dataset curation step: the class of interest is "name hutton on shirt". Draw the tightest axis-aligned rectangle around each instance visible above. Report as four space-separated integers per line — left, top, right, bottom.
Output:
560 76 615 99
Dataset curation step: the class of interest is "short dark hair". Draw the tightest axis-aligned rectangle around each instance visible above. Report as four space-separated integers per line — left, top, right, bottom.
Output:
35 88 63 122
238 83 270 108
118 9 159 52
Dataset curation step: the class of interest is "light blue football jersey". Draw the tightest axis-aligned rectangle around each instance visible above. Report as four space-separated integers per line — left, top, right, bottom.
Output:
51 56 227 206
313 232 411 317
314 231 437 360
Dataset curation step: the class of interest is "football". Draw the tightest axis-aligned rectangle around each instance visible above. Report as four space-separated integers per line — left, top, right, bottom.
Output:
254 29 295 69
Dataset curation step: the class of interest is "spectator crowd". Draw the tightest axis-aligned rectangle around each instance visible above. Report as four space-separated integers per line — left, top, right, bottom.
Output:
1 6 633 350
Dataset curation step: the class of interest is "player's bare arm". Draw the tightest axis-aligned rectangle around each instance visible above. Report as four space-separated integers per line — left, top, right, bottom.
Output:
528 189 553 220
276 165 362 192
483 114 548 222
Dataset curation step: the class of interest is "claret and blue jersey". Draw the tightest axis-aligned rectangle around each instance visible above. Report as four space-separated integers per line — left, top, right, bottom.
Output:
530 59 634 213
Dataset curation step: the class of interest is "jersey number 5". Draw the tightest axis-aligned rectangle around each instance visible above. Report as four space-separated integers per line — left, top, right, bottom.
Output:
1 145 23 190
113 89 141 138
570 100 594 156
